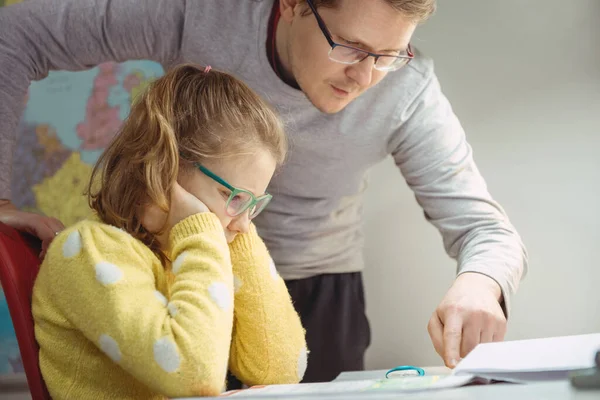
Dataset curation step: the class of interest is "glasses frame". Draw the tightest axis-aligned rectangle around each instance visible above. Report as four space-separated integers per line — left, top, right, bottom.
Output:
305 0 414 71
195 163 272 219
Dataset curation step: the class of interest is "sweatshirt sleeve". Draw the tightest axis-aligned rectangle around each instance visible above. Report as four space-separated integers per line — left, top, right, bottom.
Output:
390 66 528 316
0 0 186 199
227 224 308 386
43 213 234 398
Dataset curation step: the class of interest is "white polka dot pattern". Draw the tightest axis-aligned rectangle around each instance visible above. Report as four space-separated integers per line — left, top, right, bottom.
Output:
297 347 308 381
95 261 123 285
154 337 180 373
99 334 121 363
172 252 187 275
108 225 124 233
62 231 82 258
167 302 178 318
268 257 278 279
208 282 232 311
154 291 168 306
233 275 243 293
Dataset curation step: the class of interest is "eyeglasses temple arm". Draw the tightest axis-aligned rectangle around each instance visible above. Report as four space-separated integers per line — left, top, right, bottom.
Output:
306 0 336 47
195 163 236 191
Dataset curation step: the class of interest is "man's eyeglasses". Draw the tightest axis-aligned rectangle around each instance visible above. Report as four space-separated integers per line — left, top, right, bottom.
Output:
305 0 413 72
195 163 272 219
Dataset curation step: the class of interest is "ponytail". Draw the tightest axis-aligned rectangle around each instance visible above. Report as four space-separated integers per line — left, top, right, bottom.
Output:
88 71 182 261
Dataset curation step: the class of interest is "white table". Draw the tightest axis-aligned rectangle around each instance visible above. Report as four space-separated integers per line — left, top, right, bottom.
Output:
210 381 598 399
6 368 599 399
192 368 599 399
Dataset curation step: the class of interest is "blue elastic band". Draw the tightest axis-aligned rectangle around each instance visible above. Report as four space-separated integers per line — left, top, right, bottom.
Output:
385 365 425 378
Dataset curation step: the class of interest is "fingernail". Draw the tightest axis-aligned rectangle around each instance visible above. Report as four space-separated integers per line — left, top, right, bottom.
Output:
450 359 458 367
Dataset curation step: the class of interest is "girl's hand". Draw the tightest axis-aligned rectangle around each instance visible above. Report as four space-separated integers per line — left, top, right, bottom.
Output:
141 182 210 240
166 182 210 230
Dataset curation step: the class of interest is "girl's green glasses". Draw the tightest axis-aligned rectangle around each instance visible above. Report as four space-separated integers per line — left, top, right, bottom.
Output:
195 163 272 220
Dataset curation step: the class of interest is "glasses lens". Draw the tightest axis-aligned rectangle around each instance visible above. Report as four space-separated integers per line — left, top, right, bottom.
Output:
249 196 272 219
329 45 368 64
375 56 410 71
226 190 253 217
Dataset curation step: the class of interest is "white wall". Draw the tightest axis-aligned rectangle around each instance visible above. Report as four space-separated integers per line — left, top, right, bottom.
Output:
362 0 600 370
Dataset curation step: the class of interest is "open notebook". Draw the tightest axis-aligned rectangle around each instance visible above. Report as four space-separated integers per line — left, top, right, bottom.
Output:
176 333 600 398
452 332 600 383
213 374 478 398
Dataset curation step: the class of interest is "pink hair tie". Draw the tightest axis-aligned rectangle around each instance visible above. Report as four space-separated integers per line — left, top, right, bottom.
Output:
204 65 212 73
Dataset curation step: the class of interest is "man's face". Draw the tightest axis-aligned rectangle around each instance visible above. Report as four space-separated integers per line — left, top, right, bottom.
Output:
282 0 417 114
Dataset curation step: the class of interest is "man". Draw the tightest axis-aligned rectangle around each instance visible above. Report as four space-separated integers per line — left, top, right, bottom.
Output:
0 0 527 383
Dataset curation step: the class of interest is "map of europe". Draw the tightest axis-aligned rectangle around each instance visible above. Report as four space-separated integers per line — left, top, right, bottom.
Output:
0 0 166 374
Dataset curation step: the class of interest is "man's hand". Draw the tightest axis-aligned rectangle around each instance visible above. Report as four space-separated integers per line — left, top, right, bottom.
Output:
427 272 506 368
0 199 65 258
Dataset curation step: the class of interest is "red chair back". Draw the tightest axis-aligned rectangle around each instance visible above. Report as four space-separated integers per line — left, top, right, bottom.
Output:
0 222 51 400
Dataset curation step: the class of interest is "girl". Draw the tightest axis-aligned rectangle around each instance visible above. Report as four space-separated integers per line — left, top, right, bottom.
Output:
32 64 307 399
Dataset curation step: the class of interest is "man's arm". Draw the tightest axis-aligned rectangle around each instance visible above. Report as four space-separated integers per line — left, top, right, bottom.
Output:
0 0 186 199
391 67 528 314
390 63 528 366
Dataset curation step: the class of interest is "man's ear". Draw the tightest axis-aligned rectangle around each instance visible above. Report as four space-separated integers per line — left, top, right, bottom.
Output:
279 0 302 23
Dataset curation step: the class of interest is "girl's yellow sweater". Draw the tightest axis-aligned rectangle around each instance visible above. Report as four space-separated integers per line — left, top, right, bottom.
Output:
32 212 307 399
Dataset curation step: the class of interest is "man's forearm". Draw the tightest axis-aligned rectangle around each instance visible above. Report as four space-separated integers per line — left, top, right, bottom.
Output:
456 227 527 317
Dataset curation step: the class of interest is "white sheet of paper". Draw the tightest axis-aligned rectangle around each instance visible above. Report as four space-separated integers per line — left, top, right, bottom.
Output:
217 375 476 397
174 374 477 399
453 333 600 383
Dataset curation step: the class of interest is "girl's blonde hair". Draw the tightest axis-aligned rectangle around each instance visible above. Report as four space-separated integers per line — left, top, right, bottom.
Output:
88 64 287 256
